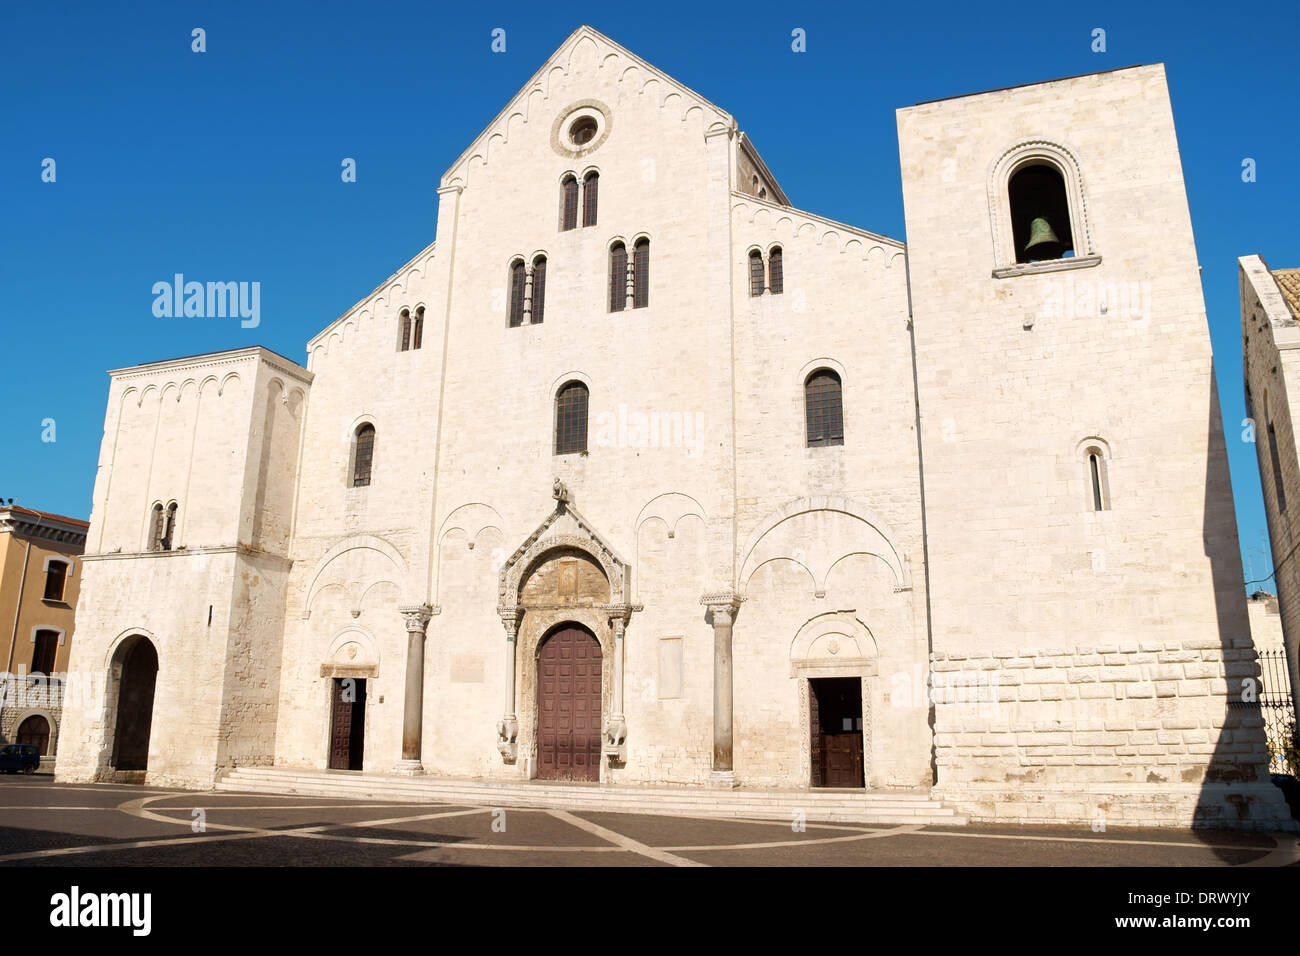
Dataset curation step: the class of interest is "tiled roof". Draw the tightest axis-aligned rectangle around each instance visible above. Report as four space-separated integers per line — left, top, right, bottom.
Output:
1 505 89 527
1273 269 1300 320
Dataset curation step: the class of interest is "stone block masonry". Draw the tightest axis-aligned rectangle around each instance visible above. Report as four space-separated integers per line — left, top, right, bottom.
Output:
931 640 1293 829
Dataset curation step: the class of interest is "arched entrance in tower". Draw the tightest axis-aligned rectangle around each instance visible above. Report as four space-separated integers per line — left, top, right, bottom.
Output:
110 635 159 772
536 624 602 782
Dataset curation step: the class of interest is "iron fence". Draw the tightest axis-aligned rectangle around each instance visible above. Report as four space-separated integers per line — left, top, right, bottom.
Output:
1258 648 1297 777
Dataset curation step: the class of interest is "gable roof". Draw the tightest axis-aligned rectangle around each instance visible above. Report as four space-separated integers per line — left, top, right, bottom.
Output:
306 240 438 353
1273 269 1300 321
440 25 784 196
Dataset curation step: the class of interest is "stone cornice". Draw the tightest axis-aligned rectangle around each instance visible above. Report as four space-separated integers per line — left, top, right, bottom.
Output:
109 346 311 386
736 133 790 206
0 515 88 547
992 254 1102 279
82 544 293 567
731 192 906 252
306 240 438 353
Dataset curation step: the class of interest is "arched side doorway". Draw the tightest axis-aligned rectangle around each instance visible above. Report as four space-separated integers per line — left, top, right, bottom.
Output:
16 715 51 755
791 613 879 790
111 635 159 772
536 624 602 782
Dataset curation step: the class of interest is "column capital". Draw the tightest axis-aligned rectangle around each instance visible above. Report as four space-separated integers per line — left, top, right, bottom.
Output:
701 590 742 621
399 604 435 633
497 604 524 639
703 122 737 142
602 603 641 627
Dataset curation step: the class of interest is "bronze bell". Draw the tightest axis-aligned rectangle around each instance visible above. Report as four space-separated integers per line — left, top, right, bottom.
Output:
1024 216 1065 260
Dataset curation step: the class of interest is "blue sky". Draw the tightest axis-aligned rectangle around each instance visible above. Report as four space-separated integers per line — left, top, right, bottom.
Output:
1 0 1296 587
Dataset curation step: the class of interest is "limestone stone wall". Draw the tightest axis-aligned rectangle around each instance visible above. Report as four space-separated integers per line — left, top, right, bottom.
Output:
728 194 929 788
59 349 308 788
56 30 1291 824
1240 255 1300 709
931 639 1285 827
56 551 240 786
1246 592 1285 654
889 65 1295 824
900 65 1247 654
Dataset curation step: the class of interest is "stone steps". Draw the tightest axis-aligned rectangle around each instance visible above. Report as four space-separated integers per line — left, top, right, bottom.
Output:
215 767 968 825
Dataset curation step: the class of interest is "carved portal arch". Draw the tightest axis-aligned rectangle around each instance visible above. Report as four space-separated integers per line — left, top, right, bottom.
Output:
494 483 638 772
497 488 630 608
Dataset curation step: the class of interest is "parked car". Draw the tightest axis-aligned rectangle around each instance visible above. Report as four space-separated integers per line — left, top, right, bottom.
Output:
0 744 40 773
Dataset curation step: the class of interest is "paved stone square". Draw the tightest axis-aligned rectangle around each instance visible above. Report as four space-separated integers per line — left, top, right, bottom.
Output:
0 777 1294 867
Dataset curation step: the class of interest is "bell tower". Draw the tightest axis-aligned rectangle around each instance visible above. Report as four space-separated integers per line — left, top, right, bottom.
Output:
897 66 1289 827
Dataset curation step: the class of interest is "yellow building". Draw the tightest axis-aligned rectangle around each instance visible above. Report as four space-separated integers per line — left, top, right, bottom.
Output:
0 502 88 765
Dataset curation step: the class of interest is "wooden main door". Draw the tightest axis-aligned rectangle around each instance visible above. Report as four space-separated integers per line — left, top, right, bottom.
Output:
328 678 366 771
810 677 864 788
537 626 602 782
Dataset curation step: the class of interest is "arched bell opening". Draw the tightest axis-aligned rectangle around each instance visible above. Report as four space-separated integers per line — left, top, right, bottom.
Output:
1009 162 1075 263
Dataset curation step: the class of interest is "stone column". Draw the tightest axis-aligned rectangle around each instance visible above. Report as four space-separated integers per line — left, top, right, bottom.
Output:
602 609 629 761
396 604 433 775
701 591 741 787
496 607 521 761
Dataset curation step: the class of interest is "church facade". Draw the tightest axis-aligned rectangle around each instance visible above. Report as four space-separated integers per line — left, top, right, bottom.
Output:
55 27 1292 829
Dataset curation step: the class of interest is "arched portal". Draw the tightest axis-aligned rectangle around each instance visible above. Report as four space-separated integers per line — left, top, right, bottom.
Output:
16 715 50 755
536 623 602 782
110 635 158 771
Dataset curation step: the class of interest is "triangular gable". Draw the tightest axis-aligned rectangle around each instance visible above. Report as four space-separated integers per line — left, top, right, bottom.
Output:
441 24 735 190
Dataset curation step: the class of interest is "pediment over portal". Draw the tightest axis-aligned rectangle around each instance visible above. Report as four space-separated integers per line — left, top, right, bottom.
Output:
498 480 630 608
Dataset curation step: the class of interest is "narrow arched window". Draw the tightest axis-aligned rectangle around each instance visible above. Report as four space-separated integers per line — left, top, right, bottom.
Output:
769 247 784 295
749 250 764 297
508 259 526 327
609 242 627 313
560 176 579 232
1009 163 1074 264
162 503 178 550
531 256 547 325
150 503 165 551
633 238 650 309
399 308 411 351
44 560 69 601
353 424 375 487
1269 421 1287 513
555 382 589 455
805 369 844 447
412 306 424 350
582 171 599 227
1085 447 1110 511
